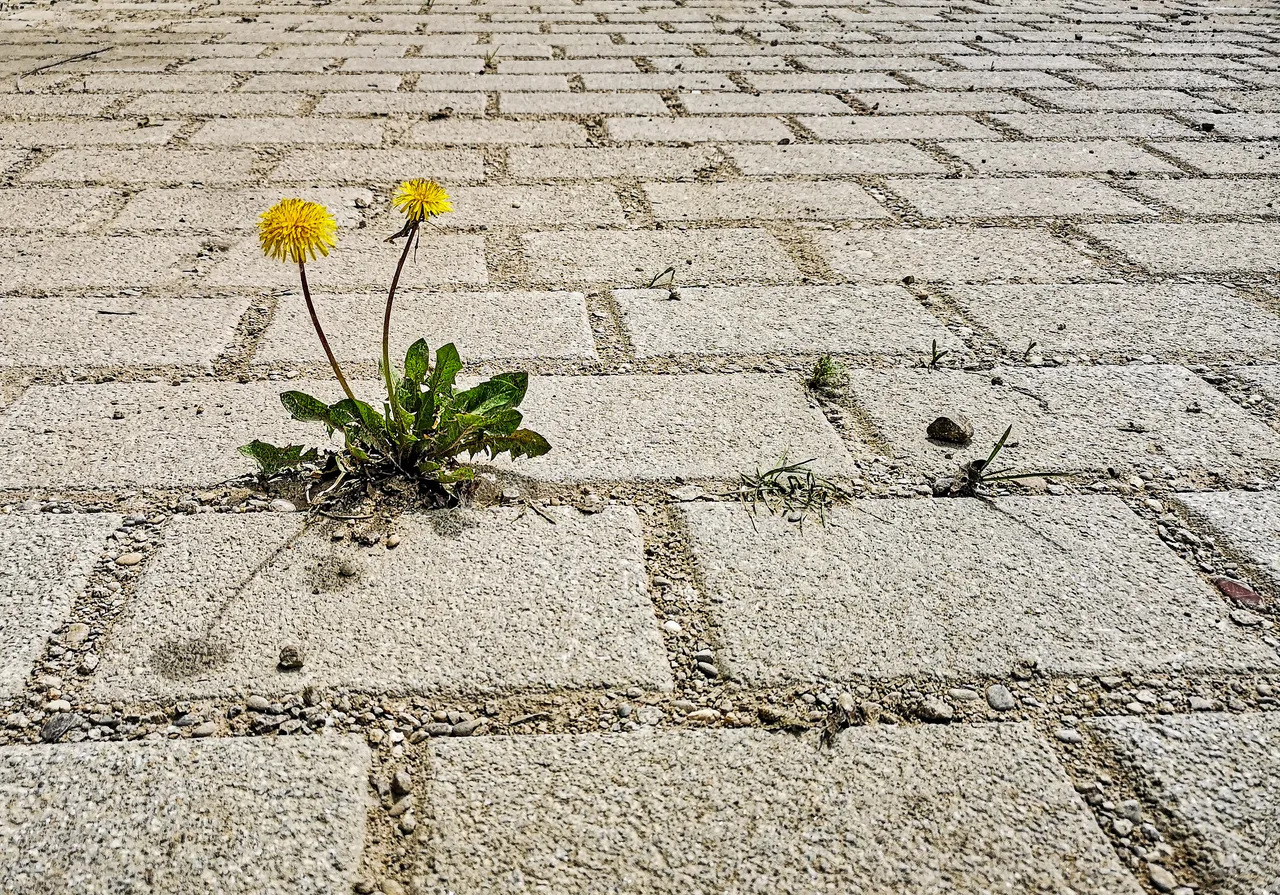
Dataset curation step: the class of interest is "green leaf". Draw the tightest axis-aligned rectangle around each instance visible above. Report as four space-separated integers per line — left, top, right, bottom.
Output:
428 342 463 397
280 391 332 425
404 339 430 386
238 440 319 476
484 428 552 460
452 372 527 416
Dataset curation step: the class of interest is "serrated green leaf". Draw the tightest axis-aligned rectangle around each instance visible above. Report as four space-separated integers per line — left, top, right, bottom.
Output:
404 339 430 386
281 391 331 425
238 439 319 476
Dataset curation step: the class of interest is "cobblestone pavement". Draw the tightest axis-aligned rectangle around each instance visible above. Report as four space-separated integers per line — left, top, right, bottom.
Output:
1 0 1279 892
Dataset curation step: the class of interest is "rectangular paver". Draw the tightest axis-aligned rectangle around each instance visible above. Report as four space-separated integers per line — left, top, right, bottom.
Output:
1130 179 1280 216
0 514 118 696
94 507 670 699
1178 490 1280 591
1084 223 1280 273
842 365 1280 478
254 290 596 365
0 737 370 895
506 146 719 180
683 496 1277 684
415 724 1141 894
801 114 999 140
0 237 201 290
615 285 956 358
888 178 1154 218
497 374 861 481
22 148 258 185
1089 713 1280 894
725 142 945 175
267 148 484 184
951 284 1280 361
643 181 888 222
939 140 1178 173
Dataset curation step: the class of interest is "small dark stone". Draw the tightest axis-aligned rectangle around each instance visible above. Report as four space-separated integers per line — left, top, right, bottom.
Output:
40 713 83 744
277 645 305 671
926 412 974 445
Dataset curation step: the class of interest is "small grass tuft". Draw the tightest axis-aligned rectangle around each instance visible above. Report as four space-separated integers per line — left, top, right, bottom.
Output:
806 354 846 393
730 457 850 528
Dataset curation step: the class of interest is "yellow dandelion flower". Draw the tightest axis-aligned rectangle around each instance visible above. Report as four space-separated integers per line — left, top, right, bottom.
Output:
257 198 338 264
392 179 452 223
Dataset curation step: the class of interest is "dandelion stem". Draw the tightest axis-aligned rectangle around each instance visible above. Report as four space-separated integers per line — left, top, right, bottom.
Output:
382 220 419 429
297 261 358 406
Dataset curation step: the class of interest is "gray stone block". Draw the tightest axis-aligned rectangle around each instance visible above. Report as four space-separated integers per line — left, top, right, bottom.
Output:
0 514 119 696
415 724 1142 894
1084 223 1280 273
841 365 1280 478
615 285 957 358
94 507 672 699
681 497 1277 685
0 736 370 895
888 177 1154 218
1089 713 1280 894
496 374 862 481
1178 490 1280 590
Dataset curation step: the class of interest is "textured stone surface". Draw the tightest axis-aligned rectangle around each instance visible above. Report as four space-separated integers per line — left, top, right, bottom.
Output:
0 514 118 696
951 284 1280 361
254 290 595 364
889 178 1154 218
841 365 1280 478
498 374 860 481
1178 490 1280 590
416 724 1141 894
1084 223 1280 273
615 285 956 358
94 507 671 699
682 497 1277 685
0 736 370 895
1090 713 1280 894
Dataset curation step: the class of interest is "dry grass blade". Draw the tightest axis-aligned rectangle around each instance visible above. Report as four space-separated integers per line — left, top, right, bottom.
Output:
730 457 850 529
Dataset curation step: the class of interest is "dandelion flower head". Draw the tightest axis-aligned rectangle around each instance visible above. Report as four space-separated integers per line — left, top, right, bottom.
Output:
392 179 453 223
257 198 338 264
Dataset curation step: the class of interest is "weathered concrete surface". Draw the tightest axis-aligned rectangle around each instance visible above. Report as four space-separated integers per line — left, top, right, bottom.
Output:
1178 490 1280 591
0 514 118 696
0 735 370 895
416 724 1141 895
1089 713 1280 894
681 497 1277 685
94 506 671 699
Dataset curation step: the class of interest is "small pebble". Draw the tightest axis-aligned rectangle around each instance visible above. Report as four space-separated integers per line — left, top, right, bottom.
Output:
986 684 1016 712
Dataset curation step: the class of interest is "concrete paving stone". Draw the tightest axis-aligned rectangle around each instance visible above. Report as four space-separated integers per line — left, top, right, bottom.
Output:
801 114 1000 140
812 226 1101 283
407 119 586 145
938 140 1178 173
0 119 182 147
644 180 888 222
993 112 1197 138
744 72 910 91
207 231 487 288
113 187 371 231
605 116 791 143
1150 140 1280 175
615 285 956 358
339 57 482 73
0 186 113 231
240 72 402 91
725 142 945 175
21 148 258 185
1206 89 1280 112
180 56 333 73
0 236 201 290
651 55 788 72
123 92 311 118
415 724 1142 895
523 228 800 286
495 373 860 481
944 53 1101 70
94 506 670 699
314 91 487 116
850 90 1035 113
409 73 568 91
267 148 484 184
498 59 639 74
498 92 669 115
842 364 1280 478
678 92 853 114
952 284 1280 361
797 55 945 71
1089 713 1280 894
1131 178 1280 216
1074 71 1242 89
0 513 118 696
190 118 384 146
1084 223 1280 273
1203 113 1280 138
0 293 248 367
0 93 117 116
0 379 332 489
910 70 1075 89
1026 88 1224 111
888 177 1154 218
683 495 1277 685
254 290 595 364
424 183 624 228
506 146 719 180
78 72 236 91
0 736 370 895
1178 490 1280 591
